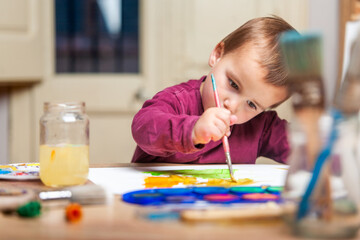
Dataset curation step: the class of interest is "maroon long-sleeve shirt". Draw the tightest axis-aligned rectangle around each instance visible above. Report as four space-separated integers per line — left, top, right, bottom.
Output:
131 76 289 164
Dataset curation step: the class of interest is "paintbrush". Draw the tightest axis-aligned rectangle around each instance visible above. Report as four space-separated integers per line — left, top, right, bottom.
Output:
181 202 286 222
38 184 110 206
0 184 110 211
211 74 236 182
279 31 331 220
280 31 325 169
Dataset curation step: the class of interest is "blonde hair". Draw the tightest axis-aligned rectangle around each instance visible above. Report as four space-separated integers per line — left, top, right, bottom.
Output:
221 16 296 86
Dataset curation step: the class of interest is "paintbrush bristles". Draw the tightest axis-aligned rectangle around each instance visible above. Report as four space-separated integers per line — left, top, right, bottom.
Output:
280 31 323 78
280 31 325 109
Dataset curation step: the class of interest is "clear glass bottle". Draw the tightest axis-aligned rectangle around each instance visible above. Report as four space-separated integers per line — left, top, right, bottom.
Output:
280 31 360 238
39 102 89 187
283 110 360 238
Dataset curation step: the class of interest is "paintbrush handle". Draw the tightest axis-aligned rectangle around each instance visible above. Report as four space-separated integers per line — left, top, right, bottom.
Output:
211 74 236 181
181 203 284 221
210 74 221 107
222 136 230 153
211 74 230 151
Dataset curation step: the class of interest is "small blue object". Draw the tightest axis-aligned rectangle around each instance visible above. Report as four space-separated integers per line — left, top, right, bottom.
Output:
296 109 343 220
0 170 11 174
145 211 180 221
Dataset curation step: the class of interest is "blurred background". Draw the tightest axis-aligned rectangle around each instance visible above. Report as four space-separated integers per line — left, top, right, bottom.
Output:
0 0 357 164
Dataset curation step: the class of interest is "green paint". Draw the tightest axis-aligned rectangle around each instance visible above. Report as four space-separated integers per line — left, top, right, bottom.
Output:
266 186 283 193
144 169 237 179
230 186 265 193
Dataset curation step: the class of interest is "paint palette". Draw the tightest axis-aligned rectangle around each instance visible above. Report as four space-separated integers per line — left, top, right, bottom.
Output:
122 186 283 206
0 163 40 180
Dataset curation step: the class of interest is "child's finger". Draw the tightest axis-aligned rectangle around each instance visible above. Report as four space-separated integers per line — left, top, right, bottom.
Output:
213 118 229 134
225 130 231 137
214 109 232 127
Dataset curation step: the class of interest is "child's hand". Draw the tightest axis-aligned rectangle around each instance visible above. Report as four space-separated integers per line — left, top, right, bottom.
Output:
192 108 237 145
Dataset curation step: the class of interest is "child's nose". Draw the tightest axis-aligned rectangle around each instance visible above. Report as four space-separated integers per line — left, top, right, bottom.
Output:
223 99 236 114
224 98 243 116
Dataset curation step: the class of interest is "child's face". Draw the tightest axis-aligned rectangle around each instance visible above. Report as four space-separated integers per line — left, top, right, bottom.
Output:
201 42 288 125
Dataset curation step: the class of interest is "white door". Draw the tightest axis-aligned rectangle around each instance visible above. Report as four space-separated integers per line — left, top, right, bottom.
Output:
9 0 169 164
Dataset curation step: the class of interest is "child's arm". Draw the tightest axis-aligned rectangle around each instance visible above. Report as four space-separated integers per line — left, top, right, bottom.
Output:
132 91 201 157
132 92 235 157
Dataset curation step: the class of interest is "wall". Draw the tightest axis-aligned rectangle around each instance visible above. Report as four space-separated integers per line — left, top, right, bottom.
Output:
0 88 8 164
308 0 339 105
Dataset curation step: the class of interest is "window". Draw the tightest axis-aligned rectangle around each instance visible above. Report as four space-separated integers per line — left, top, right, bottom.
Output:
55 0 139 73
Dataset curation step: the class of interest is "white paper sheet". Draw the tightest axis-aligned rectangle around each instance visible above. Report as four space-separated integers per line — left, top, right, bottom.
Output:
88 164 288 195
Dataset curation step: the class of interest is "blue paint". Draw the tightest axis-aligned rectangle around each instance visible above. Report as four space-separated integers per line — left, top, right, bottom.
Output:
192 187 229 195
123 189 165 205
0 170 11 174
157 188 192 196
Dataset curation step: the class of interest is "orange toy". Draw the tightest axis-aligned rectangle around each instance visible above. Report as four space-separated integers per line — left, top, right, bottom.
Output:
65 203 83 222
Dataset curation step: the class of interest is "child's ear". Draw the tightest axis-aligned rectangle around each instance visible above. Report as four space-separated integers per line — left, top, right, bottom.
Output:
208 42 224 67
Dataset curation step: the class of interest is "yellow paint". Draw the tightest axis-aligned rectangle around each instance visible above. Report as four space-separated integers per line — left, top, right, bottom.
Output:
0 165 17 171
206 178 254 186
144 175 254 188
27 163 40 167
39 145 89 187
144 175 197 188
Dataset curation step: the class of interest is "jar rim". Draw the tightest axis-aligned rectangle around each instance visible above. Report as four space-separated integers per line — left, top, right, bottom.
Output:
44 101 85 111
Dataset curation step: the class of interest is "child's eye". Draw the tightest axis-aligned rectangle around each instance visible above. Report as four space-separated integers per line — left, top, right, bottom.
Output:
247 100 257 110
228 79 239 90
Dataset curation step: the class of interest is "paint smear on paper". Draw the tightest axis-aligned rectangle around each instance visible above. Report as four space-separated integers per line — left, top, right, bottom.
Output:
0 163 40 179
145 169 236 179
144 175 254 188
144 175 197 188
206 178 254 186
143 169 254 188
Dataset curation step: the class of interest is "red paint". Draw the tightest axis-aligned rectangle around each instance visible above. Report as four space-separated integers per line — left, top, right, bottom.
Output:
204 193 240 202
241 193 279 200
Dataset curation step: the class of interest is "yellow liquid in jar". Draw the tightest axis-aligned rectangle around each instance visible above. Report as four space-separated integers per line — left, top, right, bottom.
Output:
39 144 89 187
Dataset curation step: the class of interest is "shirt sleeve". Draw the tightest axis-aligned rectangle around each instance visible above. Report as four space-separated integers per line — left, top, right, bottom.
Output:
131 91 201 157
258 112 290 164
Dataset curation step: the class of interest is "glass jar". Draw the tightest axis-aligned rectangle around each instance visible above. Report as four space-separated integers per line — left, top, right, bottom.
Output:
282 111 360 238
39 102 89 187
279 31 360 238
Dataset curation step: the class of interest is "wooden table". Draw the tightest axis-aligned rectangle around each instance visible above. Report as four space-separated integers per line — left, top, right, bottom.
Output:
0 164 320 240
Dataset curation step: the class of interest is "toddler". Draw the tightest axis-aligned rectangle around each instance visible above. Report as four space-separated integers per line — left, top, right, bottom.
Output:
131 16 296 164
